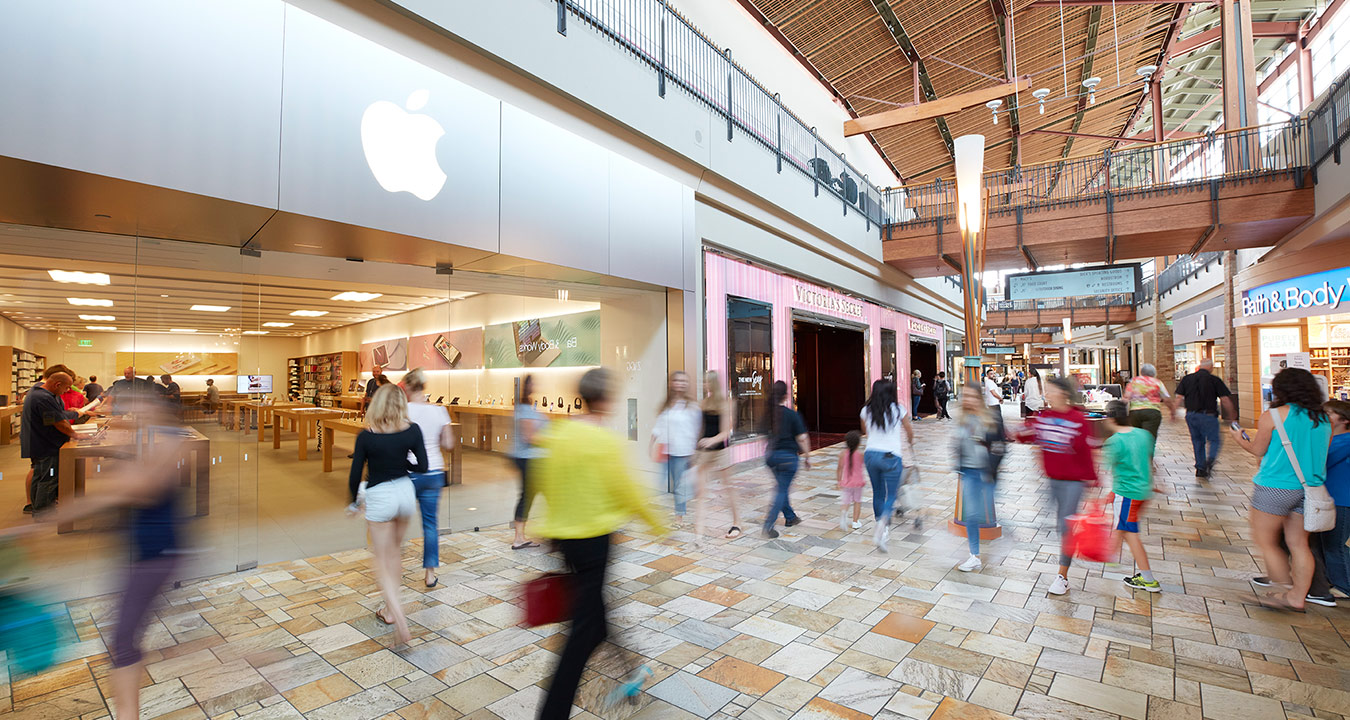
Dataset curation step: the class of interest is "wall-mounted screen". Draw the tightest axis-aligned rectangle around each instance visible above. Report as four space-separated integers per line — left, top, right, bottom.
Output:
239 375 273 394
1005 263 1140 301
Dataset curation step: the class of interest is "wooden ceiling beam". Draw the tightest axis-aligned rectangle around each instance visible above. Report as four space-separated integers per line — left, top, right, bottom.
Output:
1047 5 1103 196
1115 3 1192 145
1167 21 1298 58
992 0 1023 168
844 77 1031 136
1028 0 1190 6
863 0 957 158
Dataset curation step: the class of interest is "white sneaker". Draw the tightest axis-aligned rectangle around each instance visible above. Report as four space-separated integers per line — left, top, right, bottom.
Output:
958 555 983 572
1048 574 1070 595
851 520 861 530
874 519 889 553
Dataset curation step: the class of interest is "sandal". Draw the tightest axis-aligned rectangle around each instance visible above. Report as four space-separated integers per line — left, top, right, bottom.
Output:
724 526 742 539
1257 594 1306 613
376 608 395 625
512 541 540 550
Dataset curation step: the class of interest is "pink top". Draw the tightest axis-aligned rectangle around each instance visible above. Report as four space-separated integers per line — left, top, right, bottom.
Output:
839 450 865 488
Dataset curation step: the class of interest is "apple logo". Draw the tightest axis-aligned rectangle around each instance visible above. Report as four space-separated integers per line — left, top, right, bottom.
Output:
360 89 447 201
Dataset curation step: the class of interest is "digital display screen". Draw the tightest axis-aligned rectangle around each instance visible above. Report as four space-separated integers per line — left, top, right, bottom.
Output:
238 375 273 394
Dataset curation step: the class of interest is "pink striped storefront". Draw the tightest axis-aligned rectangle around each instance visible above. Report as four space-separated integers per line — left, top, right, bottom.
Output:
704 252 945 463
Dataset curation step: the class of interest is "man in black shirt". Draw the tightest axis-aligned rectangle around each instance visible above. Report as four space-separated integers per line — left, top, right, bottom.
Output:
160 374 181 404
106 366 153 414
1172 359 1235 478
21 372 78 513
365 365 385 403
83 375 103 404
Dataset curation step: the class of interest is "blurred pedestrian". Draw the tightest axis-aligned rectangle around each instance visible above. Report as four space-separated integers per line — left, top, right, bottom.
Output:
348 384 428 643
652 371 700 530
837 430 865 530
511 375 546 550
763 380 809 539
955 392 1000 572
911 370 925 420
1124 363 1171 441
1022 367 1044 418
401 368 454 588
695 371 742 539
861 378 913 552
1102 400 1160 592
1173 358 1235 478
533 368 665 720
934 372 952 420
1317 400 1350 598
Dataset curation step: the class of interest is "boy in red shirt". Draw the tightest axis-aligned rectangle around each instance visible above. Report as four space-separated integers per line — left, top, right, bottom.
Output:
1013 375 1100 595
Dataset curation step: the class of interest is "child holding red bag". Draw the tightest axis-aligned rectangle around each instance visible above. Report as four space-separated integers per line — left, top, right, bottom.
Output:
1102 400 1161 592
1013 375 1100 595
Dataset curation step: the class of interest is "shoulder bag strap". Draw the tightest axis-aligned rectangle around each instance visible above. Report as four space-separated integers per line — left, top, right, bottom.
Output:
1271 407 1308 488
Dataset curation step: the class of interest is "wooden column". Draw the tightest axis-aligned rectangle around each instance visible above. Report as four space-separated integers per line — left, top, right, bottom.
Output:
1223 250 1241 416
1152 257 1176 386
1220 0 1259 169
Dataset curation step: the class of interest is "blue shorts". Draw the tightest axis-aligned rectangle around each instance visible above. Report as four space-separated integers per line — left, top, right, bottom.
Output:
1116 497 1147 533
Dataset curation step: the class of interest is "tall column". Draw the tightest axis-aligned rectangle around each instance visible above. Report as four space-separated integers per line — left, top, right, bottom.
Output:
1220 0 1259 168
1223 250 1240 413
1152 258 1176 386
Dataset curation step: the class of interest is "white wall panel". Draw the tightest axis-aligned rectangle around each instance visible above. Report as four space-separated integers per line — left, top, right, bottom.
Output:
608 153 685 288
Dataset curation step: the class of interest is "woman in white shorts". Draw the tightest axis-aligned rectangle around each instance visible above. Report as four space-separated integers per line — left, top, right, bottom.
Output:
348 384 429 644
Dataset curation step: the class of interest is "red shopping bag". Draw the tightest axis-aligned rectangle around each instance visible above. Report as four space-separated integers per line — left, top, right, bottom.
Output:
1064 500 1112 562
522 572 572 627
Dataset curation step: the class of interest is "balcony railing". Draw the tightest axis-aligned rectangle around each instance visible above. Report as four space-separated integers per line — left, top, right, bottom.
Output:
885 120 1310 228
1309 67 1350 171
557 0 889 228
1157 251 1223 298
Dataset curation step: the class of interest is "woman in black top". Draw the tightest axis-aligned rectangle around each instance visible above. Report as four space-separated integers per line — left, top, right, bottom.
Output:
348 384 428 645
763 380 810 538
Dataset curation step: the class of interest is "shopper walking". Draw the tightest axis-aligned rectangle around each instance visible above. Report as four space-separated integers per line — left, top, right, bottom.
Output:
1317 400 1350 598
1022 367 1045 418
1101 400 1160 592
695 371 742 539
652 371 700 529
1124 363 1171 440
763 380 809 539
934 372 952 420
955 392 999 572
1229 368 1331 612
1014 376 1099 595
837 430 865 530
911 370 925 420
861 378 914 552
401 368 455 588
347 384 428 644
510 375 547 550
1173 358 1235 478
533 368 665 720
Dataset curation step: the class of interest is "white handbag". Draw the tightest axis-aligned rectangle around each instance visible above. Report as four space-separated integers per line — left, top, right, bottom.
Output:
1271 407 1336 533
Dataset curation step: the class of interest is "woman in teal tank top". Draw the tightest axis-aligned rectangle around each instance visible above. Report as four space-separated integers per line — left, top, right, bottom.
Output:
1230 368 1331 612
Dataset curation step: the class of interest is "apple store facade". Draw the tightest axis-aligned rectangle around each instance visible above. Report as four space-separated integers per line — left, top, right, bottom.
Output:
0 1 686 598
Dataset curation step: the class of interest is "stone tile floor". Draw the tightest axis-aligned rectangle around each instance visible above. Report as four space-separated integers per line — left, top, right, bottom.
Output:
3 409 1350 720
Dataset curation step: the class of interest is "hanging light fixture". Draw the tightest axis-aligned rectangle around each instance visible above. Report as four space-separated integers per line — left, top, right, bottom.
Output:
986 99 1002 125
1082 76 1101 105
1032 88 1050 115
1137 65 1157 93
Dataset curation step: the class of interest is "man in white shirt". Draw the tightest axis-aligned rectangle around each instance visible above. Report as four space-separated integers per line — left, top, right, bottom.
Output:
982 369 1007 475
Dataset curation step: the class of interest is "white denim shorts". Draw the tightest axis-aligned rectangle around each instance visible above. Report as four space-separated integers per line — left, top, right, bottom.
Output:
364 477 416 523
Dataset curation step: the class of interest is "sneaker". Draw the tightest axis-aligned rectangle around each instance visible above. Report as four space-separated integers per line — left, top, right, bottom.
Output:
1251 576 1274 587
958 555 983 572
839 514 850 531
874 520 889 553
763 527 779 539
22 504 33 514
851 520 861 530
1305 594 1337 607
1048 574 1070 596
1195 469 1208 479
1123 574 1162 593
785 517 802 528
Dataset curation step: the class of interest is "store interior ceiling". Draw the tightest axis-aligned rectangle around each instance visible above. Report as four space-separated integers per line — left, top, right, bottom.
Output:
0 223 650 338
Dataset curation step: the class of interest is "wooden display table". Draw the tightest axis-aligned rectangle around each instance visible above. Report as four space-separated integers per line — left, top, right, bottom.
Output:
272 407 345 460
0 405 19 445
240 401 307 441
449 404 570 452
333 395 366 411
58 423 210 534
320 417 463 485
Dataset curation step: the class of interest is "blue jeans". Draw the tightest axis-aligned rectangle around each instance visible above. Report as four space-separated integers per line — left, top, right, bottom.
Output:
1185 412 1221 473
1316 506 1350 595
912 395 921 417
410 471 446 569
667 455 692 516
864 450 903 521
763 450 800 530
960 467 996 555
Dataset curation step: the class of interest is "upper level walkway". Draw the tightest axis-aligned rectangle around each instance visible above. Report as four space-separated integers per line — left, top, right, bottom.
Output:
882 121 1317 277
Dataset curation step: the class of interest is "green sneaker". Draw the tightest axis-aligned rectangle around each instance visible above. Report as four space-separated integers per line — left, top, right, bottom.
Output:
1123 573 1161 593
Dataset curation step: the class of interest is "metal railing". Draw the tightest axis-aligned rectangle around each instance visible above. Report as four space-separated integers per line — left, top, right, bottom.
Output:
884 120 1311 227
557 0 889 228
1157 251 1223 297
1309 67 1350 170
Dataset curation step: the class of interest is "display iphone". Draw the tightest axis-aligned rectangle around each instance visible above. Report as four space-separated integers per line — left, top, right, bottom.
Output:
372 345 390 368
513 318 562 367
433 335 462 368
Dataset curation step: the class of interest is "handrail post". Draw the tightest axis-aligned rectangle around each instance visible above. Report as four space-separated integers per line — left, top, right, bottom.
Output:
556 0 567 35
811 127 819 197
657 0 666 98
775 93 782 174
725 48 733 141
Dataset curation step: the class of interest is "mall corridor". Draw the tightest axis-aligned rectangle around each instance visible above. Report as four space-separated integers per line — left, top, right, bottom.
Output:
5 409 1345 720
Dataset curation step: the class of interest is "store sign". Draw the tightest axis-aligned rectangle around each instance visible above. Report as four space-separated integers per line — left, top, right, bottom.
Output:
792 284 864 319
1005 263 1139 301
985 346 1016 355
907 318 940 337
1172 305 1224 345
1241 266 1350 320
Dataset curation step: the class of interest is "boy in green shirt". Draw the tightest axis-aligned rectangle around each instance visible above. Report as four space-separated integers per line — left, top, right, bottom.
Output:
1103 400 1161 592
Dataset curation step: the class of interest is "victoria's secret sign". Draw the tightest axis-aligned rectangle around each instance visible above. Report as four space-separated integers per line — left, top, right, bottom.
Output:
793 284 864 319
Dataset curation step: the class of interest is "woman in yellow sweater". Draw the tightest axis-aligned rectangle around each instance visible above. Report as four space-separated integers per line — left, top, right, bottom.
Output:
532 368 666 720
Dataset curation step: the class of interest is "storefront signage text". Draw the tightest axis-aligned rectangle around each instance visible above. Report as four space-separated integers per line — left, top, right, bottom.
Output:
907 318 940 337
1005 264 1139 301
1242 267 1350 319
792 284 864 319
985 346 1016 355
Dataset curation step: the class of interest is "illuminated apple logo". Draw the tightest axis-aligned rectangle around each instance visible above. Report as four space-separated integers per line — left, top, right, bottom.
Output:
360 89 447 201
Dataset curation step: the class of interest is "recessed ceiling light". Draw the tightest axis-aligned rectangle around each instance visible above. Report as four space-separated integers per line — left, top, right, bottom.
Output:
160 294 169 298
294 243 323 249
67 297 113 307
49 270 110 285
290 310 328 317
190 305 231 312
170 328 198 333
262 321 294 327
94 213 112 219
331 291 383 302
85 325 117 331
78 314 115 321
242 330 269 335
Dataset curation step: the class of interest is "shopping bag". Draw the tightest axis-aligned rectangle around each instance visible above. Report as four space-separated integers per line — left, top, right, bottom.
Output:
1064 499 1113 562
522 572 572 627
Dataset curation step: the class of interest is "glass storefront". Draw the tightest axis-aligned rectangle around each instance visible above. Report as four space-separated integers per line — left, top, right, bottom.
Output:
727 296 772 440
